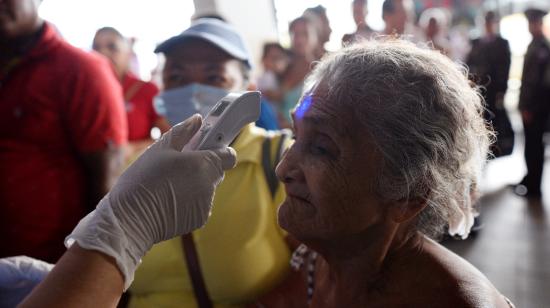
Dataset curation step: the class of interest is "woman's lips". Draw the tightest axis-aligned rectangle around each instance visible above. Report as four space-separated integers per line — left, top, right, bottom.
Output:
284 184 313 205
287 192 311 204
283 191 317 218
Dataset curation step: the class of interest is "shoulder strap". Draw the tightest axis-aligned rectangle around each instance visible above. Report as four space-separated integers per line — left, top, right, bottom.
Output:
262 130 291 198
181 130 290 308
181 234 213 308
124 81 144 102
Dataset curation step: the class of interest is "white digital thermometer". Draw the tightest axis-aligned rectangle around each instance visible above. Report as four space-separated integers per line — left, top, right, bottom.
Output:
183 91 261 151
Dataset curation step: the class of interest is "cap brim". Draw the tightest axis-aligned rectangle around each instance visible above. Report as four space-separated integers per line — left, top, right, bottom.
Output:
154 31 250 67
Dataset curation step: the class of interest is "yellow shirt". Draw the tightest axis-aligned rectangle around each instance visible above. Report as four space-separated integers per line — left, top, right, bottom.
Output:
129 125 291 308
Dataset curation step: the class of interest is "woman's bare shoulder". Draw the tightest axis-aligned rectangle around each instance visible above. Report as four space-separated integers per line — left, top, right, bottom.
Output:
407 237 513 308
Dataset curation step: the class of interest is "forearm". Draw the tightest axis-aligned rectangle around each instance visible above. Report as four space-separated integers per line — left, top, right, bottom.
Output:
82 148 124 210
20 244 124 308
123 118 170 160
154 117 171 134
17 115 236 308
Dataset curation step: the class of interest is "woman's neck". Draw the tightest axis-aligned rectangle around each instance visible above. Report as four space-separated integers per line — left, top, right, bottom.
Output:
310 227 422 306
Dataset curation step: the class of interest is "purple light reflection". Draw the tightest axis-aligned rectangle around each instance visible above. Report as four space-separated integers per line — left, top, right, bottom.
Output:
295 94 313 120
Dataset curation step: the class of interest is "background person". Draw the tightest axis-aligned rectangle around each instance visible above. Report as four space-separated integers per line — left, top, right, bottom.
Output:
257 42 289 101
466 11 513 158
0 0 127 263
382 0 421 40
514 8 550 199
342 0 376 46
255 42 290 131
129 18 292 308
92 27 170 161
382 0 410 35
275 16 318 128
418 8 451 55
302 5 332 60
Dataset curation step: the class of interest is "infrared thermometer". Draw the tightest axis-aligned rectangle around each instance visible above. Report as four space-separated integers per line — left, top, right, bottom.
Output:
183 91 261 151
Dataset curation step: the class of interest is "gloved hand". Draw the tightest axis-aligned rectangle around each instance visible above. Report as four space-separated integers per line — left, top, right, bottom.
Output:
0 256 54 307
66 114 236 290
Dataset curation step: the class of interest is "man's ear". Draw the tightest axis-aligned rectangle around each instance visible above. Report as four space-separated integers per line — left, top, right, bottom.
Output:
389 196 428 223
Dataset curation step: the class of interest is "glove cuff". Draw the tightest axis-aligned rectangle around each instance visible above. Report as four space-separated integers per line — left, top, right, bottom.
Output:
65 197 143 291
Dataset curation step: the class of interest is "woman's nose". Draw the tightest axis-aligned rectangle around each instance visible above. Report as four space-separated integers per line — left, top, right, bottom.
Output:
275 146 302 184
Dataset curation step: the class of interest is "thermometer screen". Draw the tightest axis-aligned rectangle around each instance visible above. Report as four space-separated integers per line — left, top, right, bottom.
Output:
211 100 230 116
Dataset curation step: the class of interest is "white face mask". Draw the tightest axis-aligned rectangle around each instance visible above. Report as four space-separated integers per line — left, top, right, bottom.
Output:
154 83 229 126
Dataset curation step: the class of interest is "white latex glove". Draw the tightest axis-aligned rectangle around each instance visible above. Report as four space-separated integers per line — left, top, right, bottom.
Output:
0 256 54 307
65 114 236 290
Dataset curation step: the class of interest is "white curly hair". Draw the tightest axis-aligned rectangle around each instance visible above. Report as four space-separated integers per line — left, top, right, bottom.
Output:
302 39 492 239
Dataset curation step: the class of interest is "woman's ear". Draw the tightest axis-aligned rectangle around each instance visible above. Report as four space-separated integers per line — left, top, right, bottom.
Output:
389 197 428 223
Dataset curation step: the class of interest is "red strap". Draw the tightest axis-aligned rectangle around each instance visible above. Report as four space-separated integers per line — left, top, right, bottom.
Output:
124 81 144 102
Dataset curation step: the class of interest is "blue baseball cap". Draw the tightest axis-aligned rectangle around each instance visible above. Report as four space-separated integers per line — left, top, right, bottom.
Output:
154 18 252 68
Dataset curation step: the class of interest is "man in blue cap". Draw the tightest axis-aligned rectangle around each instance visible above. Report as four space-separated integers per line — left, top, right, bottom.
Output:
128 18 292 307
153 18 279 131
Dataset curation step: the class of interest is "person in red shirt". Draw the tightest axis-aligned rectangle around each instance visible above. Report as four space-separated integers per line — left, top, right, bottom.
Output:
0 0 127 262
93 27 170 159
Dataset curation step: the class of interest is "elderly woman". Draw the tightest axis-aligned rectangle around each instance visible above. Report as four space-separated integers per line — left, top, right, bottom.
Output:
253 39 512 307
16 40 511 307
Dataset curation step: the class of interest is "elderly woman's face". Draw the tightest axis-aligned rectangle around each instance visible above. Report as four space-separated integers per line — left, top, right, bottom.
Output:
275 84 386 241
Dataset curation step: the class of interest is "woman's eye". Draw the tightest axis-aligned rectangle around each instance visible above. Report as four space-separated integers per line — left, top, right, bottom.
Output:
310 144 330 156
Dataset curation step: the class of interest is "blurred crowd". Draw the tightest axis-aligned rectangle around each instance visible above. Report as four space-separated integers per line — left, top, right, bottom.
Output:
1 0 549 306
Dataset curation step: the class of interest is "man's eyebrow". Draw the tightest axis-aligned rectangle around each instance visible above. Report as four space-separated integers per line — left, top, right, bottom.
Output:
167 63 186 71
168 62 223 71
203 63 224 71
